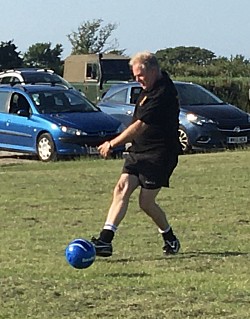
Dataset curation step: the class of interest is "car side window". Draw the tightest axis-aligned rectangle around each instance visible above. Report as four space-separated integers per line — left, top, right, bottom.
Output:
0 76 12 84
86 63 98 80
130 87 142 104
12 76 21 84
9 93 30 115
108 88 128 104
0 91 10 113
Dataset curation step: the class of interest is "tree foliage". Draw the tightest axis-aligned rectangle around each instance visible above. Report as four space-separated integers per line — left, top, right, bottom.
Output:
155 46 250 78
107 49 127 56
23 42 63 74
156 46 216 65
0 40 23 69
67 19 119 54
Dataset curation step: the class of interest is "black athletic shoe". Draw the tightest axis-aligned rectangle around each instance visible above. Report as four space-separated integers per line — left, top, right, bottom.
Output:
163 237 180 255
91 237 113 257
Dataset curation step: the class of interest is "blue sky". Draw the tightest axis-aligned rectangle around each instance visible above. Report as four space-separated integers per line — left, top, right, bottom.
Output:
1 0 250 59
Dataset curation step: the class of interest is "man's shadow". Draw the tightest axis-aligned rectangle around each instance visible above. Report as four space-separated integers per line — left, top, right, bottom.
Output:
98 250 249 278
168 250 249 259
100 250 248 263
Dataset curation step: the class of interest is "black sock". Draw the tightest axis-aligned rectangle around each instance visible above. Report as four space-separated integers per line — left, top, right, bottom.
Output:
99 229 114 243
162 227 175 242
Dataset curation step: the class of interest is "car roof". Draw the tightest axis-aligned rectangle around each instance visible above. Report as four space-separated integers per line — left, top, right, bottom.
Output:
0 83 70 93
0 68 54 75
102 80 198 100
105 80 196 91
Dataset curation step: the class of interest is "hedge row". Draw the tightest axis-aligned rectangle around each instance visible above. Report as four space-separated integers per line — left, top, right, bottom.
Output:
174 76 250 113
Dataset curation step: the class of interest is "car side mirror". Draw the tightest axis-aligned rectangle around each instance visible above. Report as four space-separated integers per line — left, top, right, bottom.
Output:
17 109 30 117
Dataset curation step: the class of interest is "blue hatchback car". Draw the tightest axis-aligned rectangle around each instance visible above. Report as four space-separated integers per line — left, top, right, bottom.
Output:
0 84 125 161
98 81 250 153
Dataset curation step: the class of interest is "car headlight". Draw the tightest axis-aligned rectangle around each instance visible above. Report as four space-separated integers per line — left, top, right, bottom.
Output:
247 113 250 123
186 113 216 126
116 123 126 133
60 126 87 135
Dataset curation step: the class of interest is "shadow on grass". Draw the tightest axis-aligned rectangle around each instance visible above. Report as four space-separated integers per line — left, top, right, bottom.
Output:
97 250 249 264
103 272 150 278
95 251 249 278
176 250 249 259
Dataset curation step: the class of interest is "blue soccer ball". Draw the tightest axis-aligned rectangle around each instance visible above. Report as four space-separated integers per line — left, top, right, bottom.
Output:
65 238 96 269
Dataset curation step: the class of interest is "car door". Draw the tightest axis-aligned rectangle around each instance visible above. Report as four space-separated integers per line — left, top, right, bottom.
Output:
3 93 36 151
0 91 12 147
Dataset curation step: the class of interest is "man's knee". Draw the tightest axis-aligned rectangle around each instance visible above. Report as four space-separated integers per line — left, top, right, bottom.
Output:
113 174 137 199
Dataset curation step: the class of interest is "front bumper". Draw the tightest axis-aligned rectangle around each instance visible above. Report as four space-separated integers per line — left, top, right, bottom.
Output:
56 134 124 156
188 124 250 150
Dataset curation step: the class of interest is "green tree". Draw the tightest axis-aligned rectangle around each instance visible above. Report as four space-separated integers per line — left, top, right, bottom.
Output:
156 46 217 76
227 55 250 77
67 19 119 54
155 46 250 78
156 46 216 66
107 49 127 55
23 42 63 75
0 40 23 69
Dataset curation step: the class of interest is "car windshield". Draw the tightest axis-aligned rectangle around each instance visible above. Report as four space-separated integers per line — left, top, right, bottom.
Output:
23 72 72 88
175 83 223 106
29 90 99 114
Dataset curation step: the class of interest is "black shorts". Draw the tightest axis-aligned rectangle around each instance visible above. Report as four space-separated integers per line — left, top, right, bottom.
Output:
122 152 178 189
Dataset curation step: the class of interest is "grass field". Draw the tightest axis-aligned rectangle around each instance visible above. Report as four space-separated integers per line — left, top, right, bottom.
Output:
0 150 249 319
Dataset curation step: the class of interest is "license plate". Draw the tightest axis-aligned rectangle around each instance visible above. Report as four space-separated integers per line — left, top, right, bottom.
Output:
87 146 99 155
227 136 247 144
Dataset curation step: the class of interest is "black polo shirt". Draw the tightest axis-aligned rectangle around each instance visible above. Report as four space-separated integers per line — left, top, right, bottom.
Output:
129 71 181 160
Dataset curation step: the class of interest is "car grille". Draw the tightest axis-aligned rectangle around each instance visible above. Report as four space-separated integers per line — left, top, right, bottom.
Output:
86 130 117 137
218 126 250 136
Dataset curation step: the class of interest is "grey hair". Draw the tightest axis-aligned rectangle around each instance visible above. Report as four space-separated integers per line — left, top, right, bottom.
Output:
129 51 160 71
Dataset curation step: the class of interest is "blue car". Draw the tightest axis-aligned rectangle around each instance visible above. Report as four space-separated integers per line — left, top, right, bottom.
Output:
0 84 125 161
98 81 250 153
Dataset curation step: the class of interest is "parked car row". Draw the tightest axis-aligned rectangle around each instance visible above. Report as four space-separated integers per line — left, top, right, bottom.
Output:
98 81 250 153
0 68 249 162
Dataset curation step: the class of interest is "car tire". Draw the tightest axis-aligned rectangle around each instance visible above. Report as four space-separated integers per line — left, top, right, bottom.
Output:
178 127 191 153
37 133 57 162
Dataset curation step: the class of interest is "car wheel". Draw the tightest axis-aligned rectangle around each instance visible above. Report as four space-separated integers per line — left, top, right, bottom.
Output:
37 133 57 162
178 127 191 153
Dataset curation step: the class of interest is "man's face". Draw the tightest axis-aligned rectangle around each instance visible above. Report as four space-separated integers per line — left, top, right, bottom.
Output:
132 63 156 90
